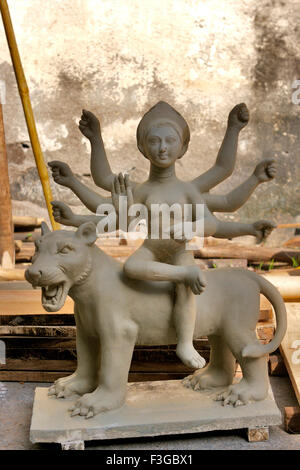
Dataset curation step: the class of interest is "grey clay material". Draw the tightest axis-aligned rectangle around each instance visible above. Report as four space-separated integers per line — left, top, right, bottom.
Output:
25 222 286 418
24 101 286 418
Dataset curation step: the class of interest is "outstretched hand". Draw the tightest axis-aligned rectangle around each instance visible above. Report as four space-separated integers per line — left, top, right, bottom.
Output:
51 201 76 226
254 158 277 182
48 161 74 188
228 103 249 130
78 109 101 140
111 173 134 216
253 220 277 243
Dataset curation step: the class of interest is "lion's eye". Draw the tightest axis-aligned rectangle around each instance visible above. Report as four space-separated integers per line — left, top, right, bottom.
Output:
58 246 72 254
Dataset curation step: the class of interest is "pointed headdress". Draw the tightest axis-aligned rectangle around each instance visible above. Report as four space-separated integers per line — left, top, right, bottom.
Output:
136 101 190 157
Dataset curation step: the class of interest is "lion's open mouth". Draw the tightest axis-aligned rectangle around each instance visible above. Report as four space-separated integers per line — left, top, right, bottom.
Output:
41 282 68 312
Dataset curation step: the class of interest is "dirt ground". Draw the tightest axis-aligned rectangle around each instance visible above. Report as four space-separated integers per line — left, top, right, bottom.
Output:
0 376 299 450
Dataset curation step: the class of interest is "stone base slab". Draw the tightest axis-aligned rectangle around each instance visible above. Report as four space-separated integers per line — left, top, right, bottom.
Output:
30 380 282 446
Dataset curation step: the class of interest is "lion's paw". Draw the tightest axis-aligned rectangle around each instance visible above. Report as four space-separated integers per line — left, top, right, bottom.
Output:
69 387 125 419
183 367 232 391
48 374 97 399
214 380 267 406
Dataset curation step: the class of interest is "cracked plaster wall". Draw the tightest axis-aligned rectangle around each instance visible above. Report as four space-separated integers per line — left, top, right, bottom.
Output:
0 0 299 244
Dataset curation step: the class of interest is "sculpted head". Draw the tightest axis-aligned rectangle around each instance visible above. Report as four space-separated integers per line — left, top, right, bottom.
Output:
25 222 97 312
136 101 190 168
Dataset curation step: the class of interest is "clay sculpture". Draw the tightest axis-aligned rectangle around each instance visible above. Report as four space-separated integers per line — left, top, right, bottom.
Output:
24 101 286 419
25 222 286 418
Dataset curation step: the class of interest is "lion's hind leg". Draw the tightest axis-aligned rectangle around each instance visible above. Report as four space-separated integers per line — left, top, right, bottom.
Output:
216 332 269 406
183 335 236 391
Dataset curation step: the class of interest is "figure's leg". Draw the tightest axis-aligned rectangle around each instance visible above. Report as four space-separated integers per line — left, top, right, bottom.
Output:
216 331 269 406
69 319 137 418
173 283 206 369
183 335 236 390
124 245 205 294
171 250 207 369
48 312 100 398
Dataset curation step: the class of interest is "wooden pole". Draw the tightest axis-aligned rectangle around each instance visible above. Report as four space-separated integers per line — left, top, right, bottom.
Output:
0 0 59 230
277 223 300 229
0 103 14 268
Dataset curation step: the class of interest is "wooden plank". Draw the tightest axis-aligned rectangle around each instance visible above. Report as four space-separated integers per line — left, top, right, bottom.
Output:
279 303 300 406
247 426 269 442
16 242 140 261
0 313 75 326
0 103 14 268
0 268 25 281
0 322 274 342
0 358 208 373
194 244 300 263
259 295 273 322
0 289 74 315
268 354 288 376
0 325 76 337
12 216 45 227
0 370 191 383
284 406 300 433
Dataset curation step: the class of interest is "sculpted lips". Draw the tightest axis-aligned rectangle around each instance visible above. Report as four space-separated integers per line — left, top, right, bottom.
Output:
41 282 68 312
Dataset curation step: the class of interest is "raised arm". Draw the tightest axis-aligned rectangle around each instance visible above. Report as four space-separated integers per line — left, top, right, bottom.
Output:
51 201 104 228
78 110 115 191
214 219 276 242
203 159 276 212
191 103 249 193
48 161 111 213
170 210 275 244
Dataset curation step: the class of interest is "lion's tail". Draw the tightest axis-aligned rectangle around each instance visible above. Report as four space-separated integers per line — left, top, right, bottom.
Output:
242 272 287 358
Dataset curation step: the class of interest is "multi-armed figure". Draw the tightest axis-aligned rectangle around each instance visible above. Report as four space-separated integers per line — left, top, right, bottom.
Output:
49 102 276 370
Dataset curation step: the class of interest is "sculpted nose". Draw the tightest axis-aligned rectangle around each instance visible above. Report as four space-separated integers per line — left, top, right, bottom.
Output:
160 141 167 152
25 267 42 286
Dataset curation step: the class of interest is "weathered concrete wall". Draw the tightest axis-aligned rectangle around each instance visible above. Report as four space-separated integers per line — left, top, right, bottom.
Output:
0 0 299 243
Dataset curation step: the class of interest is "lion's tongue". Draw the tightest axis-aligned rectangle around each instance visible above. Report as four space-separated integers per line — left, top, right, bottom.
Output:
45 285 58 298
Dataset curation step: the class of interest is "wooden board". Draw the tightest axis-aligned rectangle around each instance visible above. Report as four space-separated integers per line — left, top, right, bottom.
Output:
0 289 74 315
280 303 300 406
194 244 300 263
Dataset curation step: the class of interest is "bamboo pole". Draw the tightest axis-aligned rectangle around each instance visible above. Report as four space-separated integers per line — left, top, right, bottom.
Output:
0 0 59 230
277 223 300 229
0 102 14 268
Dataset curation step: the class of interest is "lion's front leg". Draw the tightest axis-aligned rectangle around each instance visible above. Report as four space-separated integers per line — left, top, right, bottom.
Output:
69 325 137 418
48 317 100 399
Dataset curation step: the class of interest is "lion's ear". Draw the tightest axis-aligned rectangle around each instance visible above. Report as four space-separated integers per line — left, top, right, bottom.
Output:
75 222 97 246
41 222 51 236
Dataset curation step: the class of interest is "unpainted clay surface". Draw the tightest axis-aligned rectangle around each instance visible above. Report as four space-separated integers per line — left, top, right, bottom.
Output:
25 101 286 420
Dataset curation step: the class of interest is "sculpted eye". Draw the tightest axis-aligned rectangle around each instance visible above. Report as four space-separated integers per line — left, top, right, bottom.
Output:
58 245 73 254
148 137 159 145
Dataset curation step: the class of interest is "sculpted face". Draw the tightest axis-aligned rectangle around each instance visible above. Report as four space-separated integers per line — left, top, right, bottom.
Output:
25 223 96 312
144 125 183 168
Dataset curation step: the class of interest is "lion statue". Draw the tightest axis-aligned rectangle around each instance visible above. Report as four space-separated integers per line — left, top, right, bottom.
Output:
25 222 286 418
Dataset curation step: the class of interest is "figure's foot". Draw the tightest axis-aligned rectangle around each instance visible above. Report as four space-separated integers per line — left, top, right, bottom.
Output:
183 366 233 391
69 386 125 419
184 266 206 295
176 342 206 370
215 379 268 406
48 373 97 399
